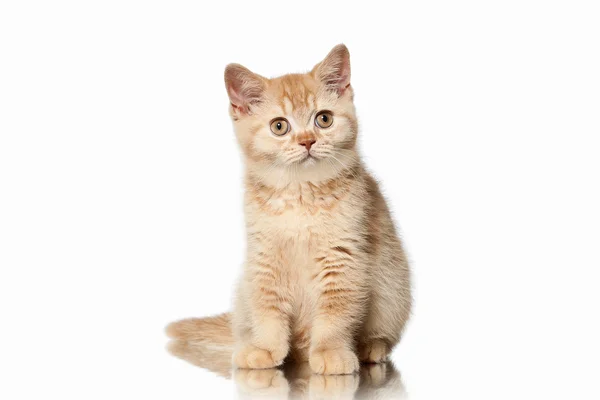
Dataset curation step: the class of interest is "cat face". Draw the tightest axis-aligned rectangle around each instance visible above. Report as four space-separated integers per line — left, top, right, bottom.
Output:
224 45 359 184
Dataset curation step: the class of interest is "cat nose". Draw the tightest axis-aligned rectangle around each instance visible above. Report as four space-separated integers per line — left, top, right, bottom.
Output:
299 139 316 152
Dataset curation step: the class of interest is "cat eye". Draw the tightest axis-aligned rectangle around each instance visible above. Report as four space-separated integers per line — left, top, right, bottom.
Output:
270 118 290 136
315 111 334 129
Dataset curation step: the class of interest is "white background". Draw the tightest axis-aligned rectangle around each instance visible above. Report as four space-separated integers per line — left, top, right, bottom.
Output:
1 1 599 399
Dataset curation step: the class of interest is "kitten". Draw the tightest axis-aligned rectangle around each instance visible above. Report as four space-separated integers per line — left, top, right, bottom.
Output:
167 44 411 375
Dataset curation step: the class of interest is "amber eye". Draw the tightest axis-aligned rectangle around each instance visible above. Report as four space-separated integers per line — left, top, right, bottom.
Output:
315 111 334 128
270 118 289 136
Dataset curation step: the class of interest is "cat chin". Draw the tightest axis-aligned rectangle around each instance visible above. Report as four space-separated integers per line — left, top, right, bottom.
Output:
300 157 318 168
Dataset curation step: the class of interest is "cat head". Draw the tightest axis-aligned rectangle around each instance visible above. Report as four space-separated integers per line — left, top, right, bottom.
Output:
224 44 359 186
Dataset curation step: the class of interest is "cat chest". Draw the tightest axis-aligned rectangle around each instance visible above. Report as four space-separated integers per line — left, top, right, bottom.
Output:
255 207 345 243
248 193 357 274
262 212 353 272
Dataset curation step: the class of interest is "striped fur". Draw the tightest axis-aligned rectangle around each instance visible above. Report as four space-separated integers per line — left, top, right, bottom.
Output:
167 44 411 375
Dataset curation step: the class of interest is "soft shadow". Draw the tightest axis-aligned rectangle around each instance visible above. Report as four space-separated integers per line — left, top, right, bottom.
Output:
167 339 407 399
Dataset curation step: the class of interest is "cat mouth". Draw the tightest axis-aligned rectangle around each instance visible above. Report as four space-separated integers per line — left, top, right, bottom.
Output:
300 153 318 165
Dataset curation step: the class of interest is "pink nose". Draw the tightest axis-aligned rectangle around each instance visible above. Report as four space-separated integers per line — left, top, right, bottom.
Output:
299 139 316 152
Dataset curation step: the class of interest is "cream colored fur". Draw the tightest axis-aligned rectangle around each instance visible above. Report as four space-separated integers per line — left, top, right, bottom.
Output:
167 44 411 375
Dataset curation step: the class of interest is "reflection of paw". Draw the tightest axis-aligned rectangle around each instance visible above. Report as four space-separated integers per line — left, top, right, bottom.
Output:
234 368 289 397
309 373 359 399
309 348 359 375
361 363 388 386
358 339 389 363
233 344 285 369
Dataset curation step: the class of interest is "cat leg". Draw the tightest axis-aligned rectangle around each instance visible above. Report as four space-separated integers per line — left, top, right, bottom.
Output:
358 299 409 363
232 252 292 369
358 258 411 363
357 296 394 363
308 247 367 375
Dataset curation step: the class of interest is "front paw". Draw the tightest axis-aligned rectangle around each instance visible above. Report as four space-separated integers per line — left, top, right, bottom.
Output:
309 348 359 375
233 343 287 369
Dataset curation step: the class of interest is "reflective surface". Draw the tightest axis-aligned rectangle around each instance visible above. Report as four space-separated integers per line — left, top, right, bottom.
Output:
168 339 407 399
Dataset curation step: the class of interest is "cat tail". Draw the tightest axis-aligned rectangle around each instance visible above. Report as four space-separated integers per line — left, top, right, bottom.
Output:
166 313 234 378
165 312 234 347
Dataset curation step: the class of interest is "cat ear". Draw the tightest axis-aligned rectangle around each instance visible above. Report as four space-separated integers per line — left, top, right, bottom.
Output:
312 44 351 96
224 64 267 115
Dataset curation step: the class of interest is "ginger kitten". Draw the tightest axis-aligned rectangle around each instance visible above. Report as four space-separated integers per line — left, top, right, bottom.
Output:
167 44 411 375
